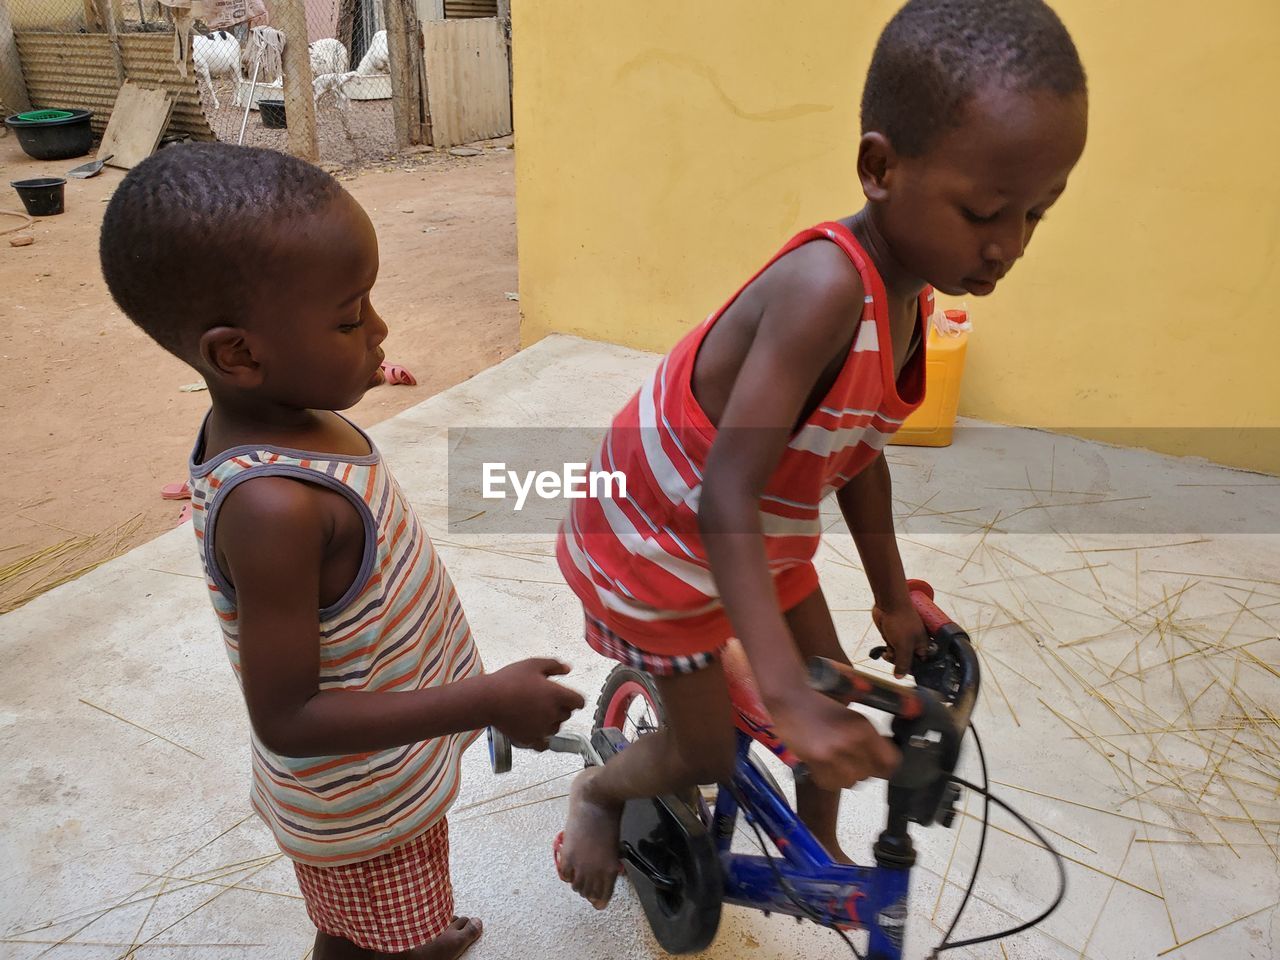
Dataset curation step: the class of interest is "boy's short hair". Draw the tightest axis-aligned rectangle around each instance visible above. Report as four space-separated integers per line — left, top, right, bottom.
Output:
862 0 1087 157
100 143 343 360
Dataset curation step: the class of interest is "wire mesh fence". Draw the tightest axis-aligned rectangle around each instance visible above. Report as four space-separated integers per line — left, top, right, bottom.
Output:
2 0 403 166
192 0 396 165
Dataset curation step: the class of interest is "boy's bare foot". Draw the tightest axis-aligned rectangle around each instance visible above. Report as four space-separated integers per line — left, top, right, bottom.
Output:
408 917 483 959
557 767 623 909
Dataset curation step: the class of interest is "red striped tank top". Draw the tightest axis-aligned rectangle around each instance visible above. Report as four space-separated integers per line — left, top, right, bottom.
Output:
556 222 930 657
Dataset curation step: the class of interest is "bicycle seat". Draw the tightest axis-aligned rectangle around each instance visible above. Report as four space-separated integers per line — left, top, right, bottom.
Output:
722 639 799 767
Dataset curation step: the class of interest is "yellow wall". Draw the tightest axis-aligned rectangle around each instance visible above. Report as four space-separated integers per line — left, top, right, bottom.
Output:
513 1 1280 474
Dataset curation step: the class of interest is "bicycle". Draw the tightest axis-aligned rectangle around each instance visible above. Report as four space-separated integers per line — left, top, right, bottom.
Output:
488 580 1066 959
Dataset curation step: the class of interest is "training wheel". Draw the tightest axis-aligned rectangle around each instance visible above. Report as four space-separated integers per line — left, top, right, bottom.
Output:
487 726 512 774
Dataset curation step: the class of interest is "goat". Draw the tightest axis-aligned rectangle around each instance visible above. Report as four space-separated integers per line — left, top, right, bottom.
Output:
309 38 350 78
193 30 241 111
321 31 389 109
233 32 388 111
355 30 388 75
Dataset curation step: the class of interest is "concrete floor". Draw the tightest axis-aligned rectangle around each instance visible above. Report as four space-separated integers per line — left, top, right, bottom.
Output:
2 335 1277 960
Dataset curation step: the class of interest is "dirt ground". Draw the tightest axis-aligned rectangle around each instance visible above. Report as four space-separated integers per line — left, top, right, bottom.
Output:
0 135 519 611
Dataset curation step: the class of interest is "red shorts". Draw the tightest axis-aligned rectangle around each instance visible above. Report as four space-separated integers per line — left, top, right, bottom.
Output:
292 817 453 953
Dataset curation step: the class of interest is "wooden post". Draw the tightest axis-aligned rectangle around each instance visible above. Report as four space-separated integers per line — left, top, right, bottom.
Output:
496 0 510 40
384 0 429 147
414 0 441 145
385 0 411 147
95 0 126 86
417 21 432 145
495 0 510 121
0 0 32 114
335 0 356 59
266 0 318 160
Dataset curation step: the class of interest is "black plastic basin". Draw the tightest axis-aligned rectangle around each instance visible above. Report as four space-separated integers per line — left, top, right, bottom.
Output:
4 109 94 161
11 177 66 216
259 100 287 129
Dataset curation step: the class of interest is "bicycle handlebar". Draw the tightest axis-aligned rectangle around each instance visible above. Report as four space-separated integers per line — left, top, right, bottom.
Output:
808 581 978 721
807 579 981 827
898 578 980 733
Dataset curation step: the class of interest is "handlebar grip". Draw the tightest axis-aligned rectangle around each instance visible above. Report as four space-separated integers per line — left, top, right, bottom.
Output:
907 578 956 636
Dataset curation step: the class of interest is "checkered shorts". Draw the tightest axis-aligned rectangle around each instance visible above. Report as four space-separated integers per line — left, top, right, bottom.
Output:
292 817 453 953
584 611 721 676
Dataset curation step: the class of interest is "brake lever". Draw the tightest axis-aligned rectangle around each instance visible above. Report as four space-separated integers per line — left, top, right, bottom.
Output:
868 643 964 707
868 643 937 664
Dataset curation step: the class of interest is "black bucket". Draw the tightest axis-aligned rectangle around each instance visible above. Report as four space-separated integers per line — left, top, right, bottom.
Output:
4 109 93 161
11 177 67 216
259 100 287 129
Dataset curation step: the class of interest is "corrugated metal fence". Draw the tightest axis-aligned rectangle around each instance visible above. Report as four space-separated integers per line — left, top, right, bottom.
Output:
424 16 508 147
442 0 496 18
15 32 215 141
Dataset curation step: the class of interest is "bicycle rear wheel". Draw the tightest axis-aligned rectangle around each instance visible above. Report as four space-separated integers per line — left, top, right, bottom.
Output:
594 664 663 738
593 669 723 953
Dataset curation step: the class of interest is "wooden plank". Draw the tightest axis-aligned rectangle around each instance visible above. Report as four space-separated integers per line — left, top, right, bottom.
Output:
118 34 216 141
423 17 509 147
265 0 317 160
98 79 175 168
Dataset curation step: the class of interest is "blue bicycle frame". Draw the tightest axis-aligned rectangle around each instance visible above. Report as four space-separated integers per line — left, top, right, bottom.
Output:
714 733 912 960
488 579 978 959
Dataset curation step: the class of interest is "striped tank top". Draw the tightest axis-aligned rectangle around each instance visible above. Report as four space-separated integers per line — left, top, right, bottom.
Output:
556 222 930 657
189 417 484 866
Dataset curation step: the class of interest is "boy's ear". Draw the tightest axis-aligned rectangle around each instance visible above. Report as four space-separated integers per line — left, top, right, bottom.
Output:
857 132 898 203
199 326 264 389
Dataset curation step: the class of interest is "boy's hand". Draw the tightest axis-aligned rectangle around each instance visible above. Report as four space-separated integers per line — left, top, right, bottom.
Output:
872 602 929 678
486 658 586 748
773 690 900 791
